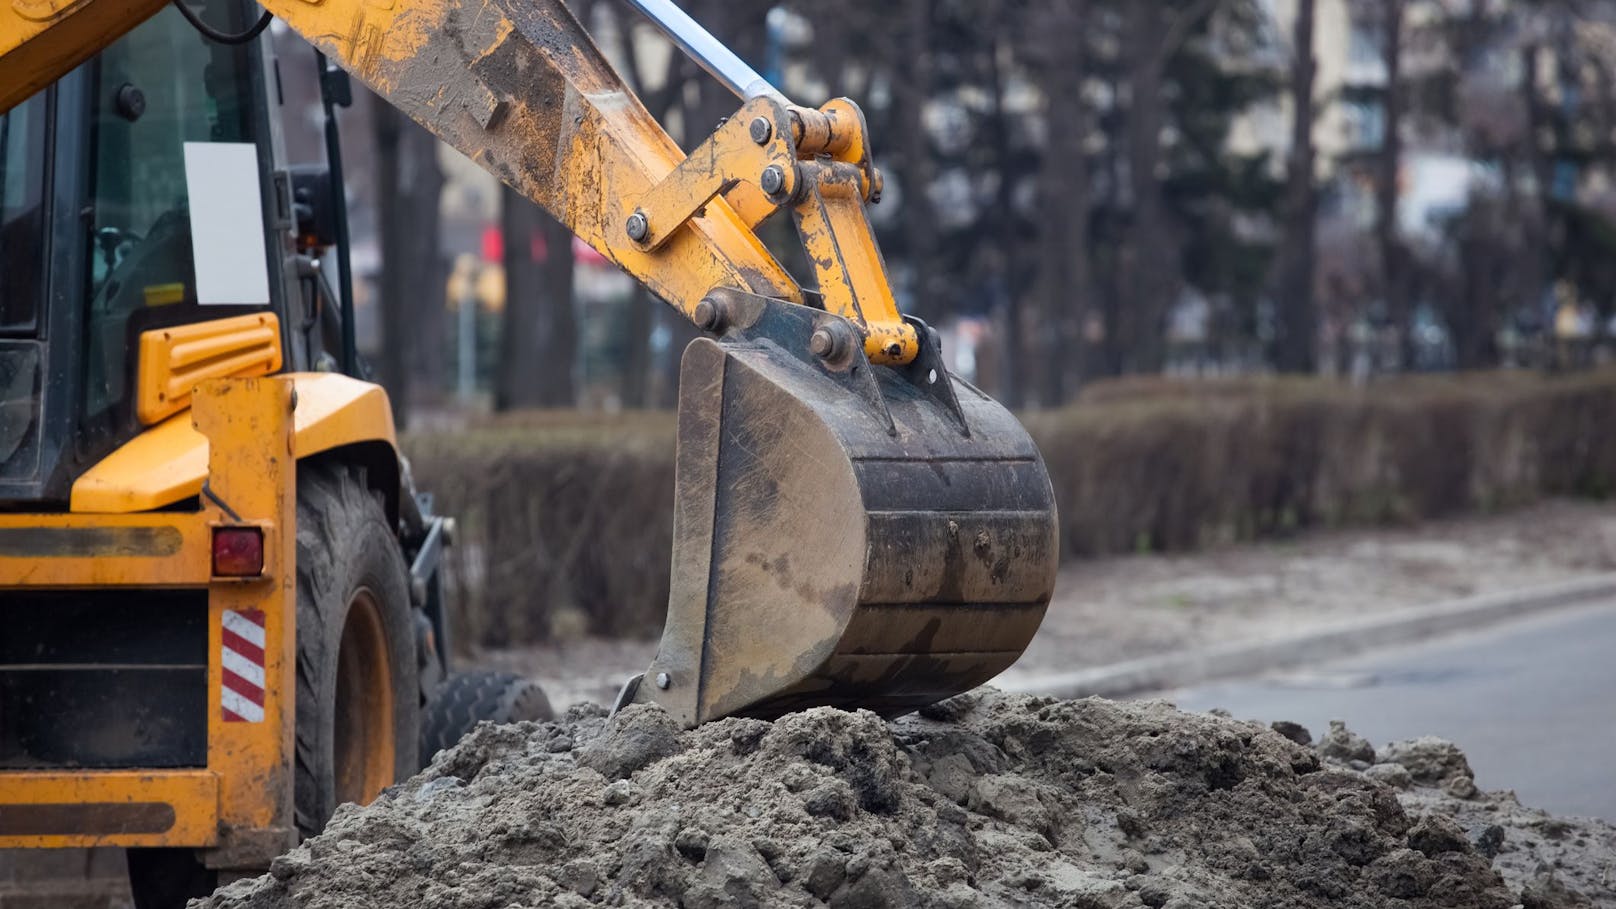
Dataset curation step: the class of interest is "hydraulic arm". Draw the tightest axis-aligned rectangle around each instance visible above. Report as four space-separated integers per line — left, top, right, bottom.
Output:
0 0 1059 725
2 0 915 362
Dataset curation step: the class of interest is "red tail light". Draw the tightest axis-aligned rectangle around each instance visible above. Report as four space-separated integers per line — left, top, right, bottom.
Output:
212 527 264 577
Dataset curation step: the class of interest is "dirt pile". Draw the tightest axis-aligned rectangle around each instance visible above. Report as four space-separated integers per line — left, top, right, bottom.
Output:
199 690 1615 909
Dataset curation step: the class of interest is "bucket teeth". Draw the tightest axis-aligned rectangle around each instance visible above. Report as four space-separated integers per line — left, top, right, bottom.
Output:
635 291 1058 727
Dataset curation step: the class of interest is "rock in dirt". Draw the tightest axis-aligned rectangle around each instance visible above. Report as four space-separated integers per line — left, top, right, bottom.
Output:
196 692 1616 909
574 703 684 780
1323 722 1616 909
1318 719 1376 764
1375 736 1473 785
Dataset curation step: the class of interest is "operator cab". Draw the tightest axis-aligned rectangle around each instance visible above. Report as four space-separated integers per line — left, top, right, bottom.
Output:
0 0 325 506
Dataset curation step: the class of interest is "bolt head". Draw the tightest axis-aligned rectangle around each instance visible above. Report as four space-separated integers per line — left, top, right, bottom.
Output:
625 211 649 242
760 165 786 196
810 327 837 358
749 116 773 145
694 298 723 332
655 671 671 689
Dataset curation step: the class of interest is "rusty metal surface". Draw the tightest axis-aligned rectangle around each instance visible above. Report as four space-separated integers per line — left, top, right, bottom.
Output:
0 0 166 111
252 0 801 325
190 377 298 857
0 514 211 587
638 293 1058 727
1 0 920 363
0 770 219 848
0 803 175 837
0 378 296 853
0 526 182 558
628 95 798 252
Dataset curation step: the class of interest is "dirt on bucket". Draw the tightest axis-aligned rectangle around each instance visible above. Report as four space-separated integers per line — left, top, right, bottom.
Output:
197 690 1616 908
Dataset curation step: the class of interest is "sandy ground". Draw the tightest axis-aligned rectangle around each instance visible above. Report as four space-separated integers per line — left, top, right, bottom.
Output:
474 499 1616 708
202 692 1616 909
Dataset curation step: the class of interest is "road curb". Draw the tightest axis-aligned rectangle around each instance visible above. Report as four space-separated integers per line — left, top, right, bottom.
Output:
1002 573 1616 700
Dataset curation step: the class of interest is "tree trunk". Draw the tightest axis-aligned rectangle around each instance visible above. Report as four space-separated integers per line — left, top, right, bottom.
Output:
1276 0 1318 373
495 184 546 411
1118 0 1174 375
536 212 578 406
985 29 1025 408
1030 0 1091 404
621 286 653 408
893 0 942 323
1376 0 1408 368
371 100 445 429
496 185 575 409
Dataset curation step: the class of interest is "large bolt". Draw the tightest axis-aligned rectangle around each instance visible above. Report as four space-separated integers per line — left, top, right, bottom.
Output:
693 297 725 333
809 328 837 358
625 210 649 243
810 322 854 362
655 671 672 690
749 116 773 145
760 165 786 196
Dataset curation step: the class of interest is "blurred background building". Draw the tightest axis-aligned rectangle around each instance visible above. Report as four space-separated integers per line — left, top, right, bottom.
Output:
265 0 1616 422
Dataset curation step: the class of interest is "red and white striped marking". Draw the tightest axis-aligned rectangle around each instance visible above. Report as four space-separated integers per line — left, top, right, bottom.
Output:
221 609 267 723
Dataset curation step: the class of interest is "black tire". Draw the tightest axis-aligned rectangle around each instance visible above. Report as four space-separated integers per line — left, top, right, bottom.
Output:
294 461 419 838
126 848 216 909
419 671 554 766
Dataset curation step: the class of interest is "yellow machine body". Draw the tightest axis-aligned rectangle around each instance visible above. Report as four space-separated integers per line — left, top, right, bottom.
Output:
0 378 304 864
0 0 1059 869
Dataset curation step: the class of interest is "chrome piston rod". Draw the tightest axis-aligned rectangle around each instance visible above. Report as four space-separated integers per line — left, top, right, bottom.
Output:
620 0 786 104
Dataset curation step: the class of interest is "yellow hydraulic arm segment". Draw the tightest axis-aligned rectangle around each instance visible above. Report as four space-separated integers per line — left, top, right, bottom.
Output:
0 0 918 361
1 0 1059 725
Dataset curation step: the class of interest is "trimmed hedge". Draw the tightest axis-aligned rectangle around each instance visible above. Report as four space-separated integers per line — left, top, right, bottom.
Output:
405 412 677 648
405 370 1616 647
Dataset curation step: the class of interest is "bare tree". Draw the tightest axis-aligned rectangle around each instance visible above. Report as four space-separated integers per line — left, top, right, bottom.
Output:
1028 0 1092 403
1375 0 1410 366
984 17 1026 407
890 0 942 324
371 101 446 428
1276 0 1319 372
494 185 579 410
494 185 547 410
1113 0 1221 375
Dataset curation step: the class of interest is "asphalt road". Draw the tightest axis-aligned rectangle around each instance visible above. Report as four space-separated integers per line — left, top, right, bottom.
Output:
1162 601 1616 823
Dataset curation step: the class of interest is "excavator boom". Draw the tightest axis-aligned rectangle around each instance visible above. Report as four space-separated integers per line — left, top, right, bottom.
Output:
0 0 1058 725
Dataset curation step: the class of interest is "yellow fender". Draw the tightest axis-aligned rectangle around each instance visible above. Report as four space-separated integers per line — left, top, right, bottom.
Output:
72 372 398 515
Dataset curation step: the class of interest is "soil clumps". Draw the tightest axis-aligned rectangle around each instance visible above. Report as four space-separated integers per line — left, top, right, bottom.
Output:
198 690 1616 908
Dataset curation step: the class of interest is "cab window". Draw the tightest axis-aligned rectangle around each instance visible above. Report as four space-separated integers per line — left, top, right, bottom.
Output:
0 93 47 480
82 4 266 425
0 93 46 336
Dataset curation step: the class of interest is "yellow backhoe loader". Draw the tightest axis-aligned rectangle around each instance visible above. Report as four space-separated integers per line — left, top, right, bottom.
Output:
0 0 1057 902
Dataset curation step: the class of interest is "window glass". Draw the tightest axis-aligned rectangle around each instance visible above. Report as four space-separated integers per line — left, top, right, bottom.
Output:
0 94 46 336
0 93 47 480
83 4 262 423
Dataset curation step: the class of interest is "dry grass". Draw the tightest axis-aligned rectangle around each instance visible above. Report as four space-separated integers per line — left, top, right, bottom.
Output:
405 370 1616 647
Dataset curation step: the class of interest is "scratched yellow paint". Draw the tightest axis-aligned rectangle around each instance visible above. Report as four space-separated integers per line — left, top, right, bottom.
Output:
2 0 916 360
0 380 300 856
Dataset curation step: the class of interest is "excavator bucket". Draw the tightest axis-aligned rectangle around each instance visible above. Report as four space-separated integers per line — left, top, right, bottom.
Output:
626 290 1058 727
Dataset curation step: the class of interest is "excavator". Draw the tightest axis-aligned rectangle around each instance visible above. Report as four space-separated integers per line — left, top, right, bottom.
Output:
0 0 1057 903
